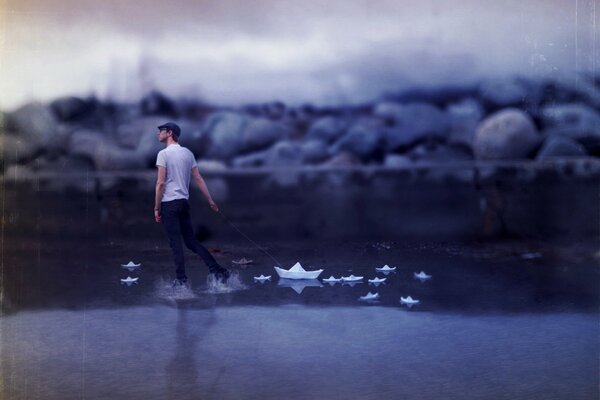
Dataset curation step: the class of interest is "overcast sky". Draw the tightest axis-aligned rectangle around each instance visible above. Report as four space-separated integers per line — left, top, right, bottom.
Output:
0 0 597 110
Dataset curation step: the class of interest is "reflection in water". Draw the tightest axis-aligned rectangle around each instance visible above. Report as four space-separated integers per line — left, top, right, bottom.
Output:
277 278 323 294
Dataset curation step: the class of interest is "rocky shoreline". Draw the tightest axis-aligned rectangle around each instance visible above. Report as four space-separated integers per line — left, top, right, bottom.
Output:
1 74 599 174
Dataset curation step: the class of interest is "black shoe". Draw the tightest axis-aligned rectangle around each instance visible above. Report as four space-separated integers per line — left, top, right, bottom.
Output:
214 267 230 284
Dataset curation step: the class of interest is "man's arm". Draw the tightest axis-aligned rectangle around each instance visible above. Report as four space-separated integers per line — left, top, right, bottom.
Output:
154 166 166 222
191 167 219 212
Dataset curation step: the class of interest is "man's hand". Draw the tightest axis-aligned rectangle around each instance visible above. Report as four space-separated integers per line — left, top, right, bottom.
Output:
154 209 161 223
208 199 219 212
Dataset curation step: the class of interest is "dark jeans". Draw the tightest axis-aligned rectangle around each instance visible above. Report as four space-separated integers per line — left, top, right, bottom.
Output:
160 199 219 280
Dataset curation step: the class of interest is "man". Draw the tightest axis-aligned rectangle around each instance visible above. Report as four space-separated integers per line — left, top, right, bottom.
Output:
154 122 230 285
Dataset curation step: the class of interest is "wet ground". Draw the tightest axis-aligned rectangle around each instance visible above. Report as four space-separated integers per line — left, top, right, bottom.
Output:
1 236 599 399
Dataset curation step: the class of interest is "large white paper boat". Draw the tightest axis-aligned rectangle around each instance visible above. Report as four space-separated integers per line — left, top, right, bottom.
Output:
120 276 139 286
274 262 323 280
400 296 420 307
121 261 141 271
413 271 432 282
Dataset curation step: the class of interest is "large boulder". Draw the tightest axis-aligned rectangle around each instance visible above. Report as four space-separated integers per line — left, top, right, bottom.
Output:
329 119 383 162
231 140 303 168
375 102 449 151
69 130 145 170
202 112 291 160
50 96 95 121
306 116 348 144
446 98 485 147
540 103 600 153
300 139 329 164
0 133 38 168
478 78 530 109
4 102 62 154
536 136 587 160
473 108 541 159
140 90 177 116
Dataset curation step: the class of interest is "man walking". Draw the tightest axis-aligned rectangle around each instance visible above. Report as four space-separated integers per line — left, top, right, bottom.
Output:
154 122 230 285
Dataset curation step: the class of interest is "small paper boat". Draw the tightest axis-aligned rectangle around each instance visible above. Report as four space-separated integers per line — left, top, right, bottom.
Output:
375 265 396 272
120 276 139 286
233 258 254 265
121 261 141 271
368 277 386 284
253 275 271 283
400 296 420 307
322 276 343 283
413 271 432 282
359 292 380 301
278 278 323 294
341 275 363 282
521 252 542 260
274 262 323 280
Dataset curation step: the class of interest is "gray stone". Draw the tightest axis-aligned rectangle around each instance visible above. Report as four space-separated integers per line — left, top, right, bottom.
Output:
231 150 268 168
330 119 383 161
536 136 587 160
321 152 361 167
384 154 413 168
0 133 38 166
264 141 303 167
473 108 541 160
244 118 292 152
5 102 62 153
69 130 145 170
300 139 329 164
140 90 177 116
375 102 449 150
478 78 529 108
202 112 248 159
50 96 95 121
197 160 228 172
540 103 600 151
446 98 484 147
306 116 348 144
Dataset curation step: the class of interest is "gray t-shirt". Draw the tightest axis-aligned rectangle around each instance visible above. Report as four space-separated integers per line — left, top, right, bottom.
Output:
155 143 198 202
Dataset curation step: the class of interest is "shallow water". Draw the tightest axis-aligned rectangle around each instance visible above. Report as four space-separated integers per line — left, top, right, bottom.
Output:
1 237 598 399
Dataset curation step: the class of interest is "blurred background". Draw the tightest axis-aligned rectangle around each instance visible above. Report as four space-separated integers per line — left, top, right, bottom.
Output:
0 0 598 241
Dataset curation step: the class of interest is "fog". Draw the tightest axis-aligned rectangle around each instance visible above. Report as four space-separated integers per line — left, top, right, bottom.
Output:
0 0 597 110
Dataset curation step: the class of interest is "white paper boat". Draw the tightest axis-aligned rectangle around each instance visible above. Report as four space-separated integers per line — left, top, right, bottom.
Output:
359 292 380 301
341 275 363 282
121 261 141 271
278 278 323 294
368 277 386 284
400 296 420 307
253 275 271 283
375 265 396 272
322 276 342 283
521 252 542 260
233 258 254 265
120 276 139 286
274 262 323 280
413 271 432 282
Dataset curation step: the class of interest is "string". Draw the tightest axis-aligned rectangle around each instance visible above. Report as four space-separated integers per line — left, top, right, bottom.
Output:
217 210 283 267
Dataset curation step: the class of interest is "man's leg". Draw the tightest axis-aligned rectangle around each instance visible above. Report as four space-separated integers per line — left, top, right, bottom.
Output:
179 201 221 272
161 200 188 282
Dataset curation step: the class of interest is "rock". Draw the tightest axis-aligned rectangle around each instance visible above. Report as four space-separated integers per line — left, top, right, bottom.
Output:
231 150 267 168
321 151 361 167
243 118 292 152
539 75 600 109
69 130 145 170
300 139 329 164
410 143 474 163
306 116 348 144
5 102 61 153
264 141 303 167
536 136 587 159
473 108 541 160
202 112 248 159
375 102 449 151
196 160 228 172
0 133 38 167
540 103 600 153
50 96 95 121
140 90 177 116
446 98 484 147
478 78 530 108
384 154 413 168
330 119 383 161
